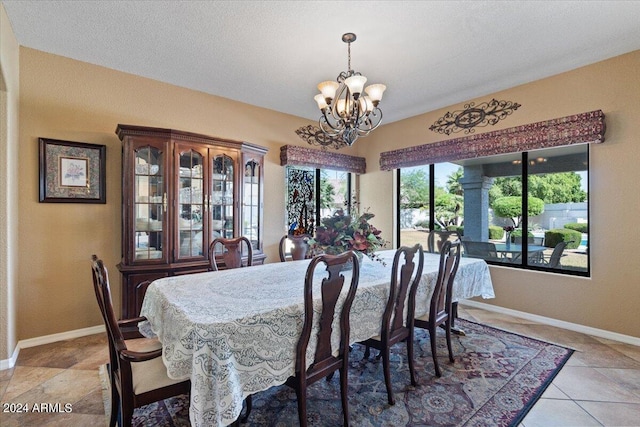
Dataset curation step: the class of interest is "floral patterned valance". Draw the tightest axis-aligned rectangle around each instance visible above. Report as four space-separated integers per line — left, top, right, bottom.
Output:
280 145 366 174
379 110 605 170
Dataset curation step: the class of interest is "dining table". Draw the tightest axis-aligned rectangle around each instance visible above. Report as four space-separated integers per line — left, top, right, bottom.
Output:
493 243 547 263
138 249 495 427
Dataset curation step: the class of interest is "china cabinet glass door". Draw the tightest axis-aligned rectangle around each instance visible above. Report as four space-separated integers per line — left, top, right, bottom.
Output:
177 148 205 258
134 146 164 261
243 159 261 250
210 153 235 254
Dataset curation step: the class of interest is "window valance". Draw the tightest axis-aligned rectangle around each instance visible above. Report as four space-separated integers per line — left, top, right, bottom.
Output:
280 145 366 174
379 110 605 170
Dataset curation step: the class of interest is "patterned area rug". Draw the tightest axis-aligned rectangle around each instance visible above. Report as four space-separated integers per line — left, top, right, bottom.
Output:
101 319 573 426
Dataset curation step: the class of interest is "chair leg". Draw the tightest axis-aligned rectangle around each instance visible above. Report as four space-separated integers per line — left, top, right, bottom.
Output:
121 396 134 427
407 334 417 386
381 346 394 405
339 367 350 427
430 326 441 377
107 370 119 427
108 385 119 427
445 320 455 363
296 385 307 427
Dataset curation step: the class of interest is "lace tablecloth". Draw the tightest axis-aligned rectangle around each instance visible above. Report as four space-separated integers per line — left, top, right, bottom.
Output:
139 250 494 426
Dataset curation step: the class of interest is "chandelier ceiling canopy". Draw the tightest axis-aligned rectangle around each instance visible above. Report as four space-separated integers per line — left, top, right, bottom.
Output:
311 33 386 149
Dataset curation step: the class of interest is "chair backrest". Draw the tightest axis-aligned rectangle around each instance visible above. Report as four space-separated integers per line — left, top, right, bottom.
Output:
279 234 311 262
461 240 498 258
548 240 570 268
427 230 460 253
208 236 253 271
91 256 127 370
295 251 360 381
383 244 424 342
429 241 462 325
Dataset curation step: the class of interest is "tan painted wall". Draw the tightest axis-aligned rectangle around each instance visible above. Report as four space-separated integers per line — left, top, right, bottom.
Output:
0 3 20 361
356 50 640 338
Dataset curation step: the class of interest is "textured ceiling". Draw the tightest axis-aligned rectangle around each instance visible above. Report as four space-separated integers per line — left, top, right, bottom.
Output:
3 1 640 124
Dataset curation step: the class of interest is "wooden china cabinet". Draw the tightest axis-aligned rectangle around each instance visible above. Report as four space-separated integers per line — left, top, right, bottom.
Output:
116 124 267 318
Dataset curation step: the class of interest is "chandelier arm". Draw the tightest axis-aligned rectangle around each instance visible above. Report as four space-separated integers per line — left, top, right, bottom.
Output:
318 116 343 136
353 109 383 137
365 108 384 132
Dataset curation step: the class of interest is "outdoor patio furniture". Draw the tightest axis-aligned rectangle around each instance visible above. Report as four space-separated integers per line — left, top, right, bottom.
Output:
461 241 504 262
531 241 572 268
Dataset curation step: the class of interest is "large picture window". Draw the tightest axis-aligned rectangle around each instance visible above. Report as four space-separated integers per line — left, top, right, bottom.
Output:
398 145 589 276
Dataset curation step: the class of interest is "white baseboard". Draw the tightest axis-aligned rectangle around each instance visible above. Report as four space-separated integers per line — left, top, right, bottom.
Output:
460 300 640 346
0 324 105 371
0 346 20 371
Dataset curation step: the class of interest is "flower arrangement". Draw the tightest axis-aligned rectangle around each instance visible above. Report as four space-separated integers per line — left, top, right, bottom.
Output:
503 225 515 246
308 205 388 264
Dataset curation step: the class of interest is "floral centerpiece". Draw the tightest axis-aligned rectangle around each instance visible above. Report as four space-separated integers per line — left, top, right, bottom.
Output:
308 205 388 265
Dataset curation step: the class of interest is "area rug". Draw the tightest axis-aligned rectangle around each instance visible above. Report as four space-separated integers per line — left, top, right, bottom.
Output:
101 319 573 426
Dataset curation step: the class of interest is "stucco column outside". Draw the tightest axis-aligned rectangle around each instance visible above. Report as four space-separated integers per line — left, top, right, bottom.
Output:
460 166 493 242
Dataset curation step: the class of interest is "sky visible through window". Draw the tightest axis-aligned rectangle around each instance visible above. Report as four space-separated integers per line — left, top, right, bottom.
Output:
407 163 587 193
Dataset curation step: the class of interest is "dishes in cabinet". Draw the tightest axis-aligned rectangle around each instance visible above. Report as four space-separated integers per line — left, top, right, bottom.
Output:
211 219 224 229
135 164 160 175
179 218 203 229
135 249 162 259
135 219 162 231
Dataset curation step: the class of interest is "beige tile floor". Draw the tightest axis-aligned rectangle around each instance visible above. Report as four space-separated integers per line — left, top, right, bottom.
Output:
1 305 639 426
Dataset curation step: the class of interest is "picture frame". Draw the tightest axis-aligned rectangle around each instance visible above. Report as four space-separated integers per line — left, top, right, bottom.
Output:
39 138 106 203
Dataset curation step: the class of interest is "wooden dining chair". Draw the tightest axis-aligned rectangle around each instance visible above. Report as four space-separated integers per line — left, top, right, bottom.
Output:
90 255 190 427
284 251 360 426
413 240 461 377
278 234 311 262
208 236 253 271
358 244 424 405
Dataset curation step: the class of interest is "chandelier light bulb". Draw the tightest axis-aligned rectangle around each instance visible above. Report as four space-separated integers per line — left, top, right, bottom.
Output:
336 98 349 117
314 94 328 110
318 81 339 101
365 84 386 105
344 75 367 97
360 96 374 113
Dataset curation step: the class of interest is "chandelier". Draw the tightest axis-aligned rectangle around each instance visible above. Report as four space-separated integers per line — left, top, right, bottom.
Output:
313 33 386 148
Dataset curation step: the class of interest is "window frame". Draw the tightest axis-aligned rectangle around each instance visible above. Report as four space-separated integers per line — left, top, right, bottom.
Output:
397 148 590 277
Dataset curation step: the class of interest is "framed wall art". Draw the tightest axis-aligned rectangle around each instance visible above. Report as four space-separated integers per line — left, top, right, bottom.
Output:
39 138 106 203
